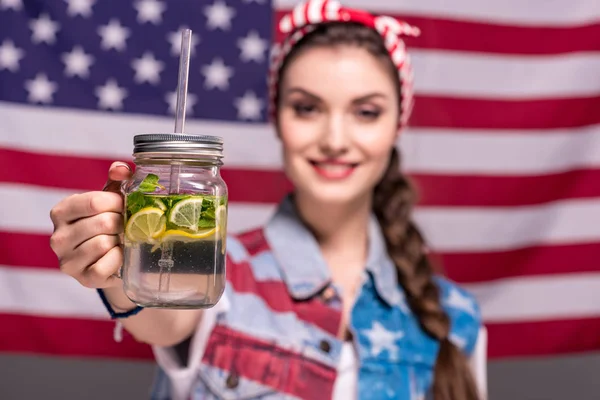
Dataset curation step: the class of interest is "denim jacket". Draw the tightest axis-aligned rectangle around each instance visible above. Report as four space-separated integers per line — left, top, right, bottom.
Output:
150 196 482 399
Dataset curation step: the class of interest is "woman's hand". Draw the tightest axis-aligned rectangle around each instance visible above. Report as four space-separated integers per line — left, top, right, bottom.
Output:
49 162 132 289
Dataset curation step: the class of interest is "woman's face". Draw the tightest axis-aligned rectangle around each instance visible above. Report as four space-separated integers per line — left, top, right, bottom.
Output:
277 45 400 206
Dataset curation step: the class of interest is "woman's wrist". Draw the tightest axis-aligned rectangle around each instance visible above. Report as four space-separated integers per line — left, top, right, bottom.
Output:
97 286 143 318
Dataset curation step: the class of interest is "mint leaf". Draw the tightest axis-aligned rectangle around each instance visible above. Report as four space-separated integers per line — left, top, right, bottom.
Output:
201 197 216 218
139 173 165 193
164 194 190 209
145 174 160 185
198 218 216 229
197 197 218 229
127 191 151 217
203 207 216 220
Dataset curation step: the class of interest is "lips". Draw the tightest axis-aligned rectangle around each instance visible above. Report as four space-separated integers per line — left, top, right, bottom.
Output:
308 159 359 180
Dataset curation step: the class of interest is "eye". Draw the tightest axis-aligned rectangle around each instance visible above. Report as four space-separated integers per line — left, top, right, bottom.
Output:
292 102 319 117
355 107 382 120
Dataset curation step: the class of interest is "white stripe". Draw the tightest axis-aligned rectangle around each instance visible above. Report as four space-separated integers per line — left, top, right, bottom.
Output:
0 266 108 319
275 0 600 26
3 183 600 252
464 272 600 322
411 50 600 99
325 0 339 21
400 124 600 175
292 2 306 27
5 52 595 114
3 102 600 176
0 183 275 236
306 0 324 25
223 288 340 367
0 101 280 169
414 198 600 252
3 266 600 325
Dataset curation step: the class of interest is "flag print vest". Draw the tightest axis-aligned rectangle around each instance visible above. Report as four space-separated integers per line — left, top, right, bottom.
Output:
150 197 482 400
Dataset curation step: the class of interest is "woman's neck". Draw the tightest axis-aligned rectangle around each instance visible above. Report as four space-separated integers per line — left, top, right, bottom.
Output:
293 191 372 267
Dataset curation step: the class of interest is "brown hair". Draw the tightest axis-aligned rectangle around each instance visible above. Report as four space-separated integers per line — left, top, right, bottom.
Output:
275 22 480 400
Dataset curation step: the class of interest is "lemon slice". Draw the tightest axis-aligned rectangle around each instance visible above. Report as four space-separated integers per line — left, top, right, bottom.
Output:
168 197 204 232
125 207 166 243
216 205 227 231
160 228 216 242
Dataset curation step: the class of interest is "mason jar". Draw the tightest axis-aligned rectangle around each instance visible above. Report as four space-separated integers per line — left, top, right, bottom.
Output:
120 133 228 309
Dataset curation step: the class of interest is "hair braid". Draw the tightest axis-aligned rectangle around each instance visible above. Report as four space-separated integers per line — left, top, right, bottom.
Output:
373 148 480 400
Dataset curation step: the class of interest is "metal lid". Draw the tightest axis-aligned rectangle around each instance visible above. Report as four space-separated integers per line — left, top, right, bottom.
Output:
133 133 223 156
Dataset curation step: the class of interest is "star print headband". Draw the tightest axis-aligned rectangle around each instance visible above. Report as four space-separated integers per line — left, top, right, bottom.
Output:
268 0 421 127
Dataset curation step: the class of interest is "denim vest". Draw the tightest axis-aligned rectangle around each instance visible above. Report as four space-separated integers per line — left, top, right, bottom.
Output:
150 197 482 399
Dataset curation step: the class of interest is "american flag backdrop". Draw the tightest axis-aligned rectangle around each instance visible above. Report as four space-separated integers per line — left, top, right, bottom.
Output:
1 0 600 372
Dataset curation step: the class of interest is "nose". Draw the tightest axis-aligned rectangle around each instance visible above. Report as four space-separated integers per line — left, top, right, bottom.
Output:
319 114 349 155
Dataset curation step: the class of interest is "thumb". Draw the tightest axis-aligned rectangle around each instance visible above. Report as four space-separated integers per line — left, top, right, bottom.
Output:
102 161 132 194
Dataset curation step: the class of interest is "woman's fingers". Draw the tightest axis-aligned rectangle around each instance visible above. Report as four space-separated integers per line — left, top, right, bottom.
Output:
60 234 123 288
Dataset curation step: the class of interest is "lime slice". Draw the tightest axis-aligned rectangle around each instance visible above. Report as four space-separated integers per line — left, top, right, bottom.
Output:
168 197 204 231
125 207 166 243
160 228 216 241
153 198 167 211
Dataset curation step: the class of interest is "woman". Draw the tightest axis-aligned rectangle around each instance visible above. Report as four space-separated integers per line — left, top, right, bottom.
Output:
49 0 485 399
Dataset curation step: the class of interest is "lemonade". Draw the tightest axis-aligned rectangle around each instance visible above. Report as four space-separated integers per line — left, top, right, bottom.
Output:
122 173 227 308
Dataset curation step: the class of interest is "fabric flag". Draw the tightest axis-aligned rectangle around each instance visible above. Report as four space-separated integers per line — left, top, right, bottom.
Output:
1 0 599 363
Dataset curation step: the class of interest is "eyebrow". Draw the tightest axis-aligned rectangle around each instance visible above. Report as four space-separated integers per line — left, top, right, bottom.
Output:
283 87 389 103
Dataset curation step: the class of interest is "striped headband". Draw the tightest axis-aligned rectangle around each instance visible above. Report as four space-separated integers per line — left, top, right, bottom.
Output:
268 0 421 127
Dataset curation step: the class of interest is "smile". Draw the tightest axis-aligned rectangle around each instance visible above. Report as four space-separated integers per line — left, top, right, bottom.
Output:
308 159 359 180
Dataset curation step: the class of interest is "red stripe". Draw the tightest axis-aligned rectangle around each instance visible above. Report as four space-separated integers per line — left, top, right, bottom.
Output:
229 232 342 337
1 312 598 361
401 17 600 55
0 148 292 202
0 148 118 192
231 231 342 338
6 232 600 288
0 313 154 361
0 231 341 336
411 96 600 129
227 257 342 336
223 169 292 204
203 324 335 399
486 317 600 359
434 243 600 284
411 169 600 207
274 11 600 55
6 148 600 207
236 228 275 257
0 231 59 269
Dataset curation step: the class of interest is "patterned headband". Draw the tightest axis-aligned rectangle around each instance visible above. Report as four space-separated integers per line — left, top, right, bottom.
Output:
268 0 421 127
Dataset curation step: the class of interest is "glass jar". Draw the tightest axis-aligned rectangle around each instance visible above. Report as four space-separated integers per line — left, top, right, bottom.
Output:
120 133 228 309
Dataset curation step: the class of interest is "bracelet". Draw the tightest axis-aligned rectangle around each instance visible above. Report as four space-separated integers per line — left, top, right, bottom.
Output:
96 288 144 319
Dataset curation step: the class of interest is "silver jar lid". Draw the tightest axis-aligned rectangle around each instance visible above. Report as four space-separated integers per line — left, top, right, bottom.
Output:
133 133 223 156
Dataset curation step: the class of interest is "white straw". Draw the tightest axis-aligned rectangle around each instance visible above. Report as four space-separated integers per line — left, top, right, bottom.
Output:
174 29 192 134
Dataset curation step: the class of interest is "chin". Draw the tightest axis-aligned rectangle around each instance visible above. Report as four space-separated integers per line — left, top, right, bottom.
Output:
305 187 362 205
294 177 374 207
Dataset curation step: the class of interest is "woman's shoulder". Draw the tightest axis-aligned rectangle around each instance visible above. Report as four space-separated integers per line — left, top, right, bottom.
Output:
433 275 483 356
